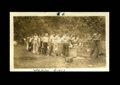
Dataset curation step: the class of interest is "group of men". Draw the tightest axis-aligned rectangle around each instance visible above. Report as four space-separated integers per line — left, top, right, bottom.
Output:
26 32 80 57
26 32 103 58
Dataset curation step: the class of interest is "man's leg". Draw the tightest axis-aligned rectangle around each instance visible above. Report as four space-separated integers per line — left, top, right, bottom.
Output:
46 42 48 55
63 43 65 56
44 42 46 55
49 43 52 56
33 41 36 53
66 43 69 57
61 43 64 56
35 41 37 54
42 42 44 54
26 41 29 50
64 43 67 57
29 42 31 52
57 43 60 56
36 41 39 54
43 42 45 54
90 41 96 57
96 40 100 58
31 43 33 52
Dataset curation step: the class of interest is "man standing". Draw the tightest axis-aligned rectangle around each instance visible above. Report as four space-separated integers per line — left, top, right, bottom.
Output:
57 34 62 56
40 34 44 54
48 34 55 56
52 34 56 55
90 32 102 58
43 33 49 55
33 33 39 54
28 35 33 52
54 34 59 56
26 35 31 50
61 34 66 56
38 35 41 55
71 35 79 47
64 34 71 57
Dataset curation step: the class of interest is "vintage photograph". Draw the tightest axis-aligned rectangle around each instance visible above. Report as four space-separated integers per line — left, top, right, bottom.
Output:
10 12 109 71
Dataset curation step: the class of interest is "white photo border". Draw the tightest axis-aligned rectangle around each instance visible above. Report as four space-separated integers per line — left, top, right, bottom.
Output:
10 12 109 72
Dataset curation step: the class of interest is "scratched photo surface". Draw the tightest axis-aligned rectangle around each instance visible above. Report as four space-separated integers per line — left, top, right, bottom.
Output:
14 16 106 68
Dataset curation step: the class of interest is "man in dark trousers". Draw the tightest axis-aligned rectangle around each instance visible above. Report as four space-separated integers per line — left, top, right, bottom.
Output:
64 34 71 57
90 32 102 58
43 33 49 55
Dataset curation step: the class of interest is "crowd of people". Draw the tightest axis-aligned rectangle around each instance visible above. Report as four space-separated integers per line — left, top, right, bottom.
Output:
26 32 81 57
25 32 103 58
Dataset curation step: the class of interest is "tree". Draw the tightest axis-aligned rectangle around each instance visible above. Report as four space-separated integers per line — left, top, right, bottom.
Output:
14 16 105 41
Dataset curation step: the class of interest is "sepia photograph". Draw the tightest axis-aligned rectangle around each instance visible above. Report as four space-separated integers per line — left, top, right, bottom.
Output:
10 12 109 72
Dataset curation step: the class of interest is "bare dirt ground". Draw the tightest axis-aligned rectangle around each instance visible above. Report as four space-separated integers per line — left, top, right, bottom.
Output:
14 44 106 68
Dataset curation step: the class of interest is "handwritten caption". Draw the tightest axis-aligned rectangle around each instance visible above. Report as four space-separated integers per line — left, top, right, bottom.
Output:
33 69 65 72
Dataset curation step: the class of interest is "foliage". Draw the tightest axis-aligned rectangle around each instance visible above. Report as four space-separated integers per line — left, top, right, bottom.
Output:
14 16 105 41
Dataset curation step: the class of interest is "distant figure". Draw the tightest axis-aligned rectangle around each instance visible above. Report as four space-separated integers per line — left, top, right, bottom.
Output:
90 32 102 58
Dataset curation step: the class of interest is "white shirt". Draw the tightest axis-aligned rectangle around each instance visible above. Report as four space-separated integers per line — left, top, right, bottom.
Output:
51 36 55 43
34 36 38 40
41 36 44 41
53 36 58 43
49 35 53 41
43 36 49 42
57 37 61 43
61 36 66 43
38 37 41 42
64 36 71 43
29 37 33 42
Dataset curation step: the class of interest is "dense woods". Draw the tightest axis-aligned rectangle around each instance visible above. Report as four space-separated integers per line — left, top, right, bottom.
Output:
14 16 105 41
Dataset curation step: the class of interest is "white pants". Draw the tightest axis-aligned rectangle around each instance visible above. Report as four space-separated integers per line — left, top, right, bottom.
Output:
33 40 39 54
26 41 29 50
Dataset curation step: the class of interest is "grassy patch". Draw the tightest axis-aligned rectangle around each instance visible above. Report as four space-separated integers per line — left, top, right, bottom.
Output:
14 45 106 68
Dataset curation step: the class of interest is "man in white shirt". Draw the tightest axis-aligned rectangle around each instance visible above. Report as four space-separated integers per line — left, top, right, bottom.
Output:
33 33 39 54
57 34 64 56
53 34 60 56
43 33 49 55
60 34 66 56
48 34 55 56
